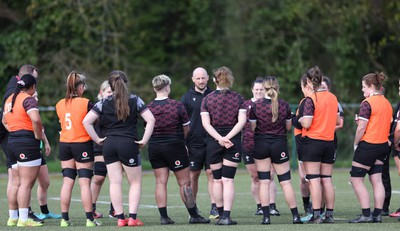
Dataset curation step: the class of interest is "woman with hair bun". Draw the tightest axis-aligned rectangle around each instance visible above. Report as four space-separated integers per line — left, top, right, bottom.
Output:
201 66 247 225
299 66 339 224
2 74 44 227
349 72 392 223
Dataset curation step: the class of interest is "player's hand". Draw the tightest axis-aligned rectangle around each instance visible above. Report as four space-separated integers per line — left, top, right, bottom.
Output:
97 137 106 146
135 140 146 149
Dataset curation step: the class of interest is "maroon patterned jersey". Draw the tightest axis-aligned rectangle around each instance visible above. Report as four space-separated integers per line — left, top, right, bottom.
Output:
358 101 371 121
302 97 314 117
242 99 256 152
200 90 246 129
249 98 292 136
147 98 189 137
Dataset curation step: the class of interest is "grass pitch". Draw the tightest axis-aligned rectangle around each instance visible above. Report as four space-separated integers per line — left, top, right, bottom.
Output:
1 168 400 230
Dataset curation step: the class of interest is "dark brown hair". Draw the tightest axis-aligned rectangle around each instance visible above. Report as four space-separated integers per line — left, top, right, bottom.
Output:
306 66 323 91
108 70 130 121
362 72 387 90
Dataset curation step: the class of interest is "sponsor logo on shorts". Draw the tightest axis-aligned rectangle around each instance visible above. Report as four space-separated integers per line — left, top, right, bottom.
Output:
82 152 89 160
174 160 182 168
280 152 288 160
190 161 195 167
19 153 27 160
245 156 250 162
232 152 240 161
129 158 135 164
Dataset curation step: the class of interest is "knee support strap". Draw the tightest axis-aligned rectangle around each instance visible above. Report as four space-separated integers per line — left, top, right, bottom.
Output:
94 161 107 177
212 168 222 180
62 168 77 180
320 175 332 178
305 174 320 180
368 164 383 175
277 170 291 182
258 171 271 180
350 166 368 177
222 165 237 179
78 168 93 179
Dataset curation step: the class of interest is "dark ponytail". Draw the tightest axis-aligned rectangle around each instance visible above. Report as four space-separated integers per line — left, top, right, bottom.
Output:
10 74 36 112
306 66 323 92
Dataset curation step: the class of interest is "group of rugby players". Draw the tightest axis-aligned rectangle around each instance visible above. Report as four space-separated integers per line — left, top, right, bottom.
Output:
1 64 399 227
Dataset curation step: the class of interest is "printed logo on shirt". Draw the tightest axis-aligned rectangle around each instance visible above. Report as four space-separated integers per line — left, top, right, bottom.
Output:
174 160 182 168
192 97 196 101
19 153 27 160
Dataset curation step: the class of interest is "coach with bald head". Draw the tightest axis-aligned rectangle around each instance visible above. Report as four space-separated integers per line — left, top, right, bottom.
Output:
181 67 218 219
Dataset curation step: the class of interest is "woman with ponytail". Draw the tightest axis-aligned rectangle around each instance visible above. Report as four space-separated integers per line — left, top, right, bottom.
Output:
2 74 44 227
91 81 114 219
349 72 392 223
299 66 339 224
200 66 247 225
249 76 301 225
83 70 155 227
56 71 100 227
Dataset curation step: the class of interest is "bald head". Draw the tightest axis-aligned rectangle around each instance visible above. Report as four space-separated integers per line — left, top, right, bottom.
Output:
192 67 207 77
18 64 38 78
192 67 209 92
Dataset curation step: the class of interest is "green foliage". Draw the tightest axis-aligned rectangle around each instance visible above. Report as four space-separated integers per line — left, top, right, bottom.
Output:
0 0 399 161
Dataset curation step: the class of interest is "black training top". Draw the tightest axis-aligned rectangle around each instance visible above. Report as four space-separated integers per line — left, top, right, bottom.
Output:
91 94 148 140
181 86 212 146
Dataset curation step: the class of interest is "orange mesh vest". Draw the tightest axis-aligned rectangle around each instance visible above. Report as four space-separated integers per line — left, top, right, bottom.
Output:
56 97 91 143
3 92 35 132
361 95 392 144
302 91 338 141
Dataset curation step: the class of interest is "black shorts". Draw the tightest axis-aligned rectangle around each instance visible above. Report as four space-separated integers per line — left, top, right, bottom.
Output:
7 131 41 164
103 136 141 167
242 150 255 165
295 134 304 161
206 131 242 165
353 141 389 167
59 141 94 163
301 137 336 164
93 142 103 157
187 145 210 170
253 135 290 164
8 141 42 164
148 139 189 171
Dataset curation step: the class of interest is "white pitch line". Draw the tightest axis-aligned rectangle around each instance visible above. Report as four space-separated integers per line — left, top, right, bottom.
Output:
48 197 185 208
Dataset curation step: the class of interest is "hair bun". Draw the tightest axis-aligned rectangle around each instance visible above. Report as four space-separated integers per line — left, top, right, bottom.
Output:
376 72 386 82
